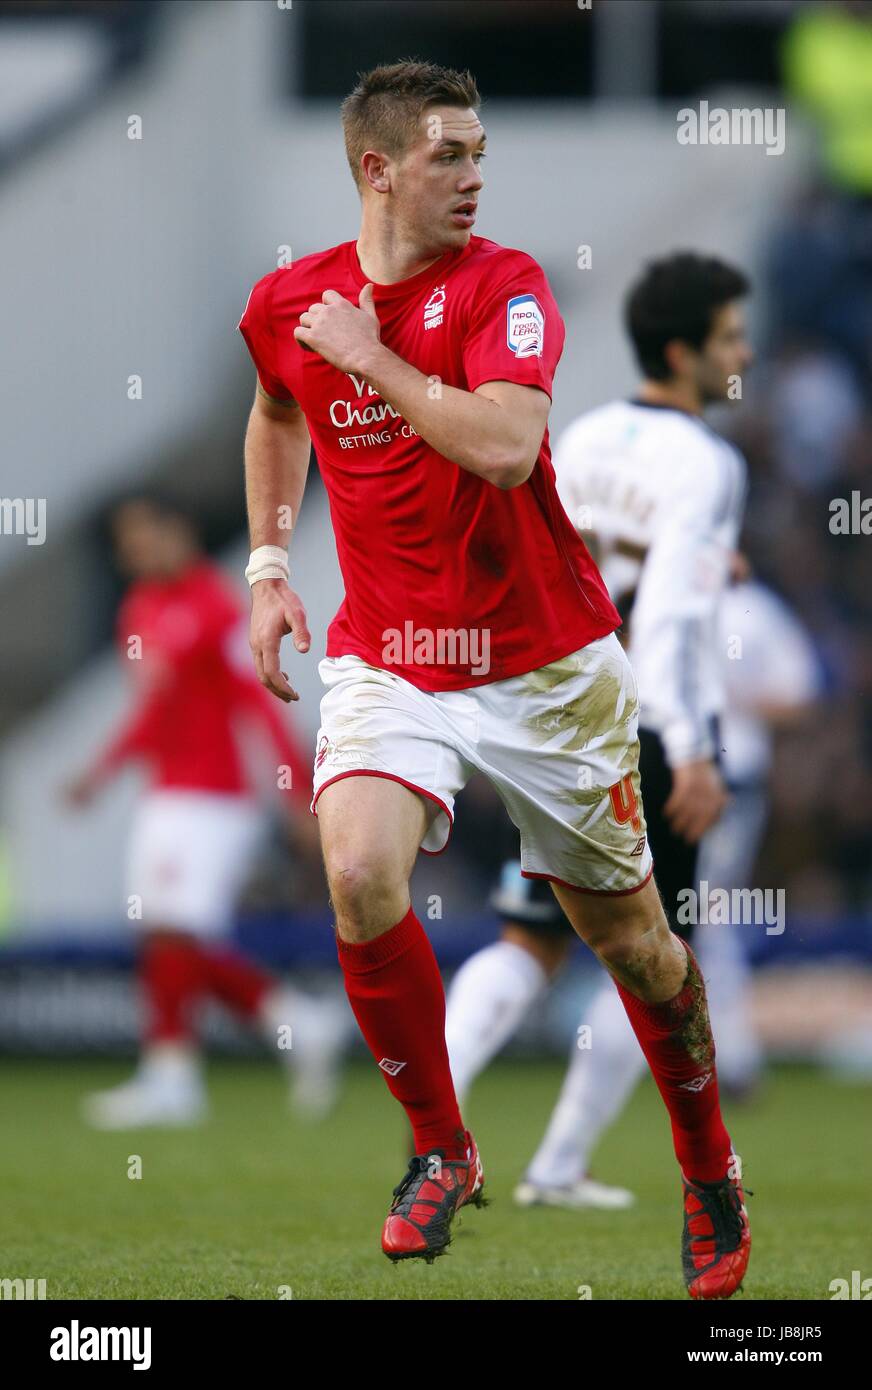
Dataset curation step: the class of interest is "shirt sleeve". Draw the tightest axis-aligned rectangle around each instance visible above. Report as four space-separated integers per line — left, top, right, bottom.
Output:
631 448 747 767
238 272 295 403
90 691 166 780
461 253 565 399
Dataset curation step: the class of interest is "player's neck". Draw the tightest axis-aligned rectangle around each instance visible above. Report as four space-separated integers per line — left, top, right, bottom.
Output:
637 380 704 418
355 220 446 287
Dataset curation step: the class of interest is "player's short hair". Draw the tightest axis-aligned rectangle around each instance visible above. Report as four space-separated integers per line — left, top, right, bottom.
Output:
341 58 480 190
625 252 750 380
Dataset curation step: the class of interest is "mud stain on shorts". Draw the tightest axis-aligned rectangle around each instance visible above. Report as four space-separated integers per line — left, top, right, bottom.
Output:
523 665 625 752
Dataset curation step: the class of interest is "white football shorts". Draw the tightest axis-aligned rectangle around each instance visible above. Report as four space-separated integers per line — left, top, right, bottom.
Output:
311 632 653 896
124 790 264 937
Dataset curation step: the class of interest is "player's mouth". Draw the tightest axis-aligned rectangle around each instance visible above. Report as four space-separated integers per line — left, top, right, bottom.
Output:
450 201 477 228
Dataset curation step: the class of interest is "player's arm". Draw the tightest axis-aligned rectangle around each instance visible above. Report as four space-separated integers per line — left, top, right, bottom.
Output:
356 347 550 489
244 385 313 703
63 690 164 806
296 286 549 489
632 469 740 843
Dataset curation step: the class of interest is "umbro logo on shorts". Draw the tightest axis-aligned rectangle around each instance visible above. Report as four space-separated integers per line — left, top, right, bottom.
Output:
379 1058 407 1076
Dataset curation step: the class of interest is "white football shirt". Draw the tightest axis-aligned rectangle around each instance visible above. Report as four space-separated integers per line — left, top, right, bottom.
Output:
554 400 747 766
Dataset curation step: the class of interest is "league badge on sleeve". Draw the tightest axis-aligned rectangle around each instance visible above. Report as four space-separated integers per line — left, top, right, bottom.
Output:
506 294 545 357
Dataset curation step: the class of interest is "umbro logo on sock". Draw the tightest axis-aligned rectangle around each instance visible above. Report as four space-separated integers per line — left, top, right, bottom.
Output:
379 1058 407 1076
679 1071 713 1093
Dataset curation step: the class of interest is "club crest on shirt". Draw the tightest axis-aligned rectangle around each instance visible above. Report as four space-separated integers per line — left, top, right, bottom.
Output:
423 284 446 330
506 293 544 357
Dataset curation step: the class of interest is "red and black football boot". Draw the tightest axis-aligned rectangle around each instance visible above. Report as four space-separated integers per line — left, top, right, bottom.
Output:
681 1169 751 1299
382 1129 485 1263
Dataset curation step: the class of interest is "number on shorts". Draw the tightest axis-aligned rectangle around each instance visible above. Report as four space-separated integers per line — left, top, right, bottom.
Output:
609 772 641 834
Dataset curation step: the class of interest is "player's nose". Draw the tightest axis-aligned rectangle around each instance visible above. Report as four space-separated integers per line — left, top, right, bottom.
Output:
460 164 484 193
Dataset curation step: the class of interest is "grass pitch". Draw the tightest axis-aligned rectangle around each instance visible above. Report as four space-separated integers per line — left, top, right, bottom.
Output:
1 1057 867 1300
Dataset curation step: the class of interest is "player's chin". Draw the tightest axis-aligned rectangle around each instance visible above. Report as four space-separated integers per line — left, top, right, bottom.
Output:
443 221 474 245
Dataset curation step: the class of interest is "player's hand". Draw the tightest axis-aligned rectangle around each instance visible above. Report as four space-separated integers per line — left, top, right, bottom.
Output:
249 578 310 703
294 285 381 373
728 549 752 585
63 771 101 808
663 758 729 844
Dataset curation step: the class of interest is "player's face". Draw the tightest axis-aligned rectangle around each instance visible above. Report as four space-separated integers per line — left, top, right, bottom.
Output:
394 106 486 254
695 301 753 404
112 504 193 580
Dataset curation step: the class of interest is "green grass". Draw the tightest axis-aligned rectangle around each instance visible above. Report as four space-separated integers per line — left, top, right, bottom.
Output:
1 1057 867 1300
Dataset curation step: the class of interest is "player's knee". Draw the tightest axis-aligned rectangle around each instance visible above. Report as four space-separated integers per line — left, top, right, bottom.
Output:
594 916 683 992
327 858 408 941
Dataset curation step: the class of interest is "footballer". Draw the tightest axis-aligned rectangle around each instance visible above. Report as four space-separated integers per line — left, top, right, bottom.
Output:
237 61 750 1298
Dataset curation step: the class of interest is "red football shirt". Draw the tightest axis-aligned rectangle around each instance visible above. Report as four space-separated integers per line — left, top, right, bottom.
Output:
239 236 619 690
93 561 311 797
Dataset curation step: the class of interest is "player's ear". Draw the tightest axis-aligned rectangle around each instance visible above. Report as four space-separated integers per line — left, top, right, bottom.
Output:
360 151 390 194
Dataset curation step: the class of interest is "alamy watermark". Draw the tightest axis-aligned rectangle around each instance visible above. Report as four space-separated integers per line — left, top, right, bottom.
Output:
677 101 785 157
0 497 46 545
382 622 491 676
829 491 871 535
1 1276 46 1299
677 881 785 935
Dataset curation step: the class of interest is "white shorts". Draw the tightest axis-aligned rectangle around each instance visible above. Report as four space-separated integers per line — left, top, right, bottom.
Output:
124 790 264 937
311 633 653 896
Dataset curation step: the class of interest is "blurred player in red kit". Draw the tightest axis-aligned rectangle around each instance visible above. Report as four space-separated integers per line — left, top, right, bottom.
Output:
238 60 750 1296
66 495 347 1128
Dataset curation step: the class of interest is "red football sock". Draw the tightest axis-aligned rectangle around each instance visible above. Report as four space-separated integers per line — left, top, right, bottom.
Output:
199 947 273 1020
614 939 732 1183
140 935 204 1043
337 906 466 1159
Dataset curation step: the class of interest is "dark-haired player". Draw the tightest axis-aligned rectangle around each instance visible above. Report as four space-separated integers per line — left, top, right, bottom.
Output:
65 496 347 1127
239 64 750 1296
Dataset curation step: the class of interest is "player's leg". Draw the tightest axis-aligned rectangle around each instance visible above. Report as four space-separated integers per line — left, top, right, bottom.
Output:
83 792 214 1129
516 974 644 1209
310 656 486 1260
474 634 749 1297
554 870 750 1299
318 773 466 1147
317 771 483 1261
83 923 209 1129
177 796 350 1118
694 785 766 1096
552 877 727 1167
445 866 572 1104
519 730 700 1206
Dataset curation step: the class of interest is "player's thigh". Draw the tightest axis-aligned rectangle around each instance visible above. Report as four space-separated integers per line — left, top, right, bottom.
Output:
478 633 653 896
312 655 467 857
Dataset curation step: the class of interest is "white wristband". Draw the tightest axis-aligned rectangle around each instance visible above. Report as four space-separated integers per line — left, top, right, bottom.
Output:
245 544 289 588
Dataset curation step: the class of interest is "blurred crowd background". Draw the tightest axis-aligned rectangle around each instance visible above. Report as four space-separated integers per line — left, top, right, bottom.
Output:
0 0 869 1064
